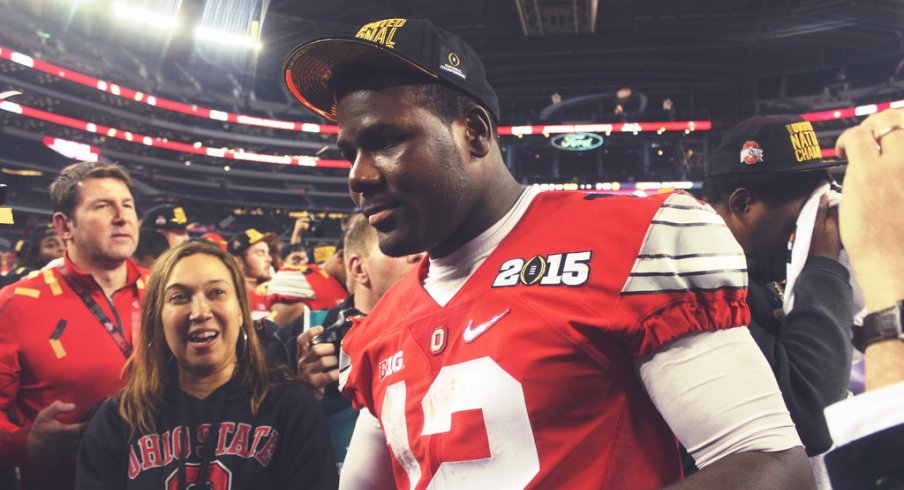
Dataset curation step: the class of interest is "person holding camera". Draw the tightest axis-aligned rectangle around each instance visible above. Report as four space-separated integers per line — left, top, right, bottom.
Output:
269 216 423 474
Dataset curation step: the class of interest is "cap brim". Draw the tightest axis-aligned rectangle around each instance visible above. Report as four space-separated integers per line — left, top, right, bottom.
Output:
283 37 437 122
772 159 847 173
706 158 847 177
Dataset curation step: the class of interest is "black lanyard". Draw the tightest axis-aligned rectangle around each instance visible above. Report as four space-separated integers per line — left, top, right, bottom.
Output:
59 265 133 358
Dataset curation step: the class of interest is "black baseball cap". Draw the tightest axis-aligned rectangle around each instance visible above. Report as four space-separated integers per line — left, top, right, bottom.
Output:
29 222 56 243
141 204 191 230
283 18 499 122
706 115 846 177
228 228 277 255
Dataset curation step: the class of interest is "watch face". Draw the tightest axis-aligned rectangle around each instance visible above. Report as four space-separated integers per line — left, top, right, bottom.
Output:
862 302 904 350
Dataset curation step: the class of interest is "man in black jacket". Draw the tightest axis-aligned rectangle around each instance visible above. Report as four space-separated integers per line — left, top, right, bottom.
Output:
704 115 853 458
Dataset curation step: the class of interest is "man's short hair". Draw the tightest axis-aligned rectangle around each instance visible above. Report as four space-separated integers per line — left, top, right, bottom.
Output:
410 82 498 134
335 68 498 135
49 162 133 217
702 170 831 206
343 213 377 259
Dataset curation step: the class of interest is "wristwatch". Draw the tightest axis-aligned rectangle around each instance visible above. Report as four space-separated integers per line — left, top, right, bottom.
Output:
860 300 904 351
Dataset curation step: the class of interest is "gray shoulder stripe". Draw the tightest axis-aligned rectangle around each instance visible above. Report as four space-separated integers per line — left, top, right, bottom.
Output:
637 252 745 260
630 268 748 278
649 220 726 227
621 285 748 296
661 203 702 210
660 204 717 215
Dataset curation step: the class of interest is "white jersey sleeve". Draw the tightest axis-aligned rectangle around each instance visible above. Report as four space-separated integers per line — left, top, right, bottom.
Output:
339 409 396 490
637 327 803 468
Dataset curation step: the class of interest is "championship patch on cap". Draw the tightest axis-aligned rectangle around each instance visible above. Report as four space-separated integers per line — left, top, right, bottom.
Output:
228 228 277 255
783 120 822 164
141 204 191 230
245 228 265 243
354 17 408 48
706 115 846 177
439 49 466 80
283 18 499 123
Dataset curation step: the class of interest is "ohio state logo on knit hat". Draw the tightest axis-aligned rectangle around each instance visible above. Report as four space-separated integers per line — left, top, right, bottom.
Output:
740 141 764 165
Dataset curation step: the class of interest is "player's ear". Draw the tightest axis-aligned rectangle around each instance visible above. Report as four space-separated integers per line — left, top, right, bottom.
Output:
462 104 493 159
728 188 754 216
347 254 370 288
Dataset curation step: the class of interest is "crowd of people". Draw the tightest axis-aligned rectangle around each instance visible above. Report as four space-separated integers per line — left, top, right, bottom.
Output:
0 16 901 490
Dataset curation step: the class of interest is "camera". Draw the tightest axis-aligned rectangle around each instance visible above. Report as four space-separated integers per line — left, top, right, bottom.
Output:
307 214 324 237
311 307 360 356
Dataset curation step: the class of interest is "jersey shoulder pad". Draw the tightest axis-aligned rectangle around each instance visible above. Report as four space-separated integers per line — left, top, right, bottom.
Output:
621 192 747 295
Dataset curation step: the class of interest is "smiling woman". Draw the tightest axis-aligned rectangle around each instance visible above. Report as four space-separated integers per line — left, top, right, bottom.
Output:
74 241 338 490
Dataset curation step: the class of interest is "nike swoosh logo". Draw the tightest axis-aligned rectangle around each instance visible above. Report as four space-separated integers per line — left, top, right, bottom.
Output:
463 308 511 343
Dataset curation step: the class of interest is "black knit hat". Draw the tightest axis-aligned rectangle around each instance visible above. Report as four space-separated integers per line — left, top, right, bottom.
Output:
706 115 846 177
283 18 499 122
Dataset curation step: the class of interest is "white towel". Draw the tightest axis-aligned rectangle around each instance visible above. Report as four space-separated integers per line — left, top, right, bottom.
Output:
783 183 866 326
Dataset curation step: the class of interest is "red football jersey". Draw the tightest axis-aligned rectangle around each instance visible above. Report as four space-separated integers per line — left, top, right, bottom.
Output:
340 191 749 489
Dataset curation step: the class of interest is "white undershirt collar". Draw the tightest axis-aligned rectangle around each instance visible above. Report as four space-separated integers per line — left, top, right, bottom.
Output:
423 185 541 306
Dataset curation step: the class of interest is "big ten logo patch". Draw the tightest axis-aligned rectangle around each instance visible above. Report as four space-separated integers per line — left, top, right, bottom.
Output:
355 18 407 48
492 251 592 288
785 121 821 162
379 351 404 381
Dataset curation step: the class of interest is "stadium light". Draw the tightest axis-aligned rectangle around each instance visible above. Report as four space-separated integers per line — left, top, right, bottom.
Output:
194 26 261 50
113 2 178 30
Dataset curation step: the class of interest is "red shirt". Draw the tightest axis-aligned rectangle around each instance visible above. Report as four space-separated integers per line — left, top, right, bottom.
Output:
0 253 147 490
340 191 749 489
247 282 271 320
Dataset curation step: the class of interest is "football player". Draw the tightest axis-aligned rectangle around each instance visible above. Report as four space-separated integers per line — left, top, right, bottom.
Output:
284 18 814 489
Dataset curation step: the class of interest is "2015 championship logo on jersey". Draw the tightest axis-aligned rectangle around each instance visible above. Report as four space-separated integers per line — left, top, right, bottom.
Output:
492 251 592 288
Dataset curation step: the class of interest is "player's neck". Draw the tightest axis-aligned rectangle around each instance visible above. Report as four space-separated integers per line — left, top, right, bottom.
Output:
67 248 129 298
429 178 525 259
354 287 376 314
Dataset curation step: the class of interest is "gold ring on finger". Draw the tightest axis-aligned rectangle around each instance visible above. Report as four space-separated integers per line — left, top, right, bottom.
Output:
874 123 904 145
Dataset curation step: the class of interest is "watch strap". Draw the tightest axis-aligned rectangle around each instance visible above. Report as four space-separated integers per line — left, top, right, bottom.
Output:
861 301 904 350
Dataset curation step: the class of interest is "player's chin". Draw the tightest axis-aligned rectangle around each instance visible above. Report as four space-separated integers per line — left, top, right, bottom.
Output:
376 228 427 258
